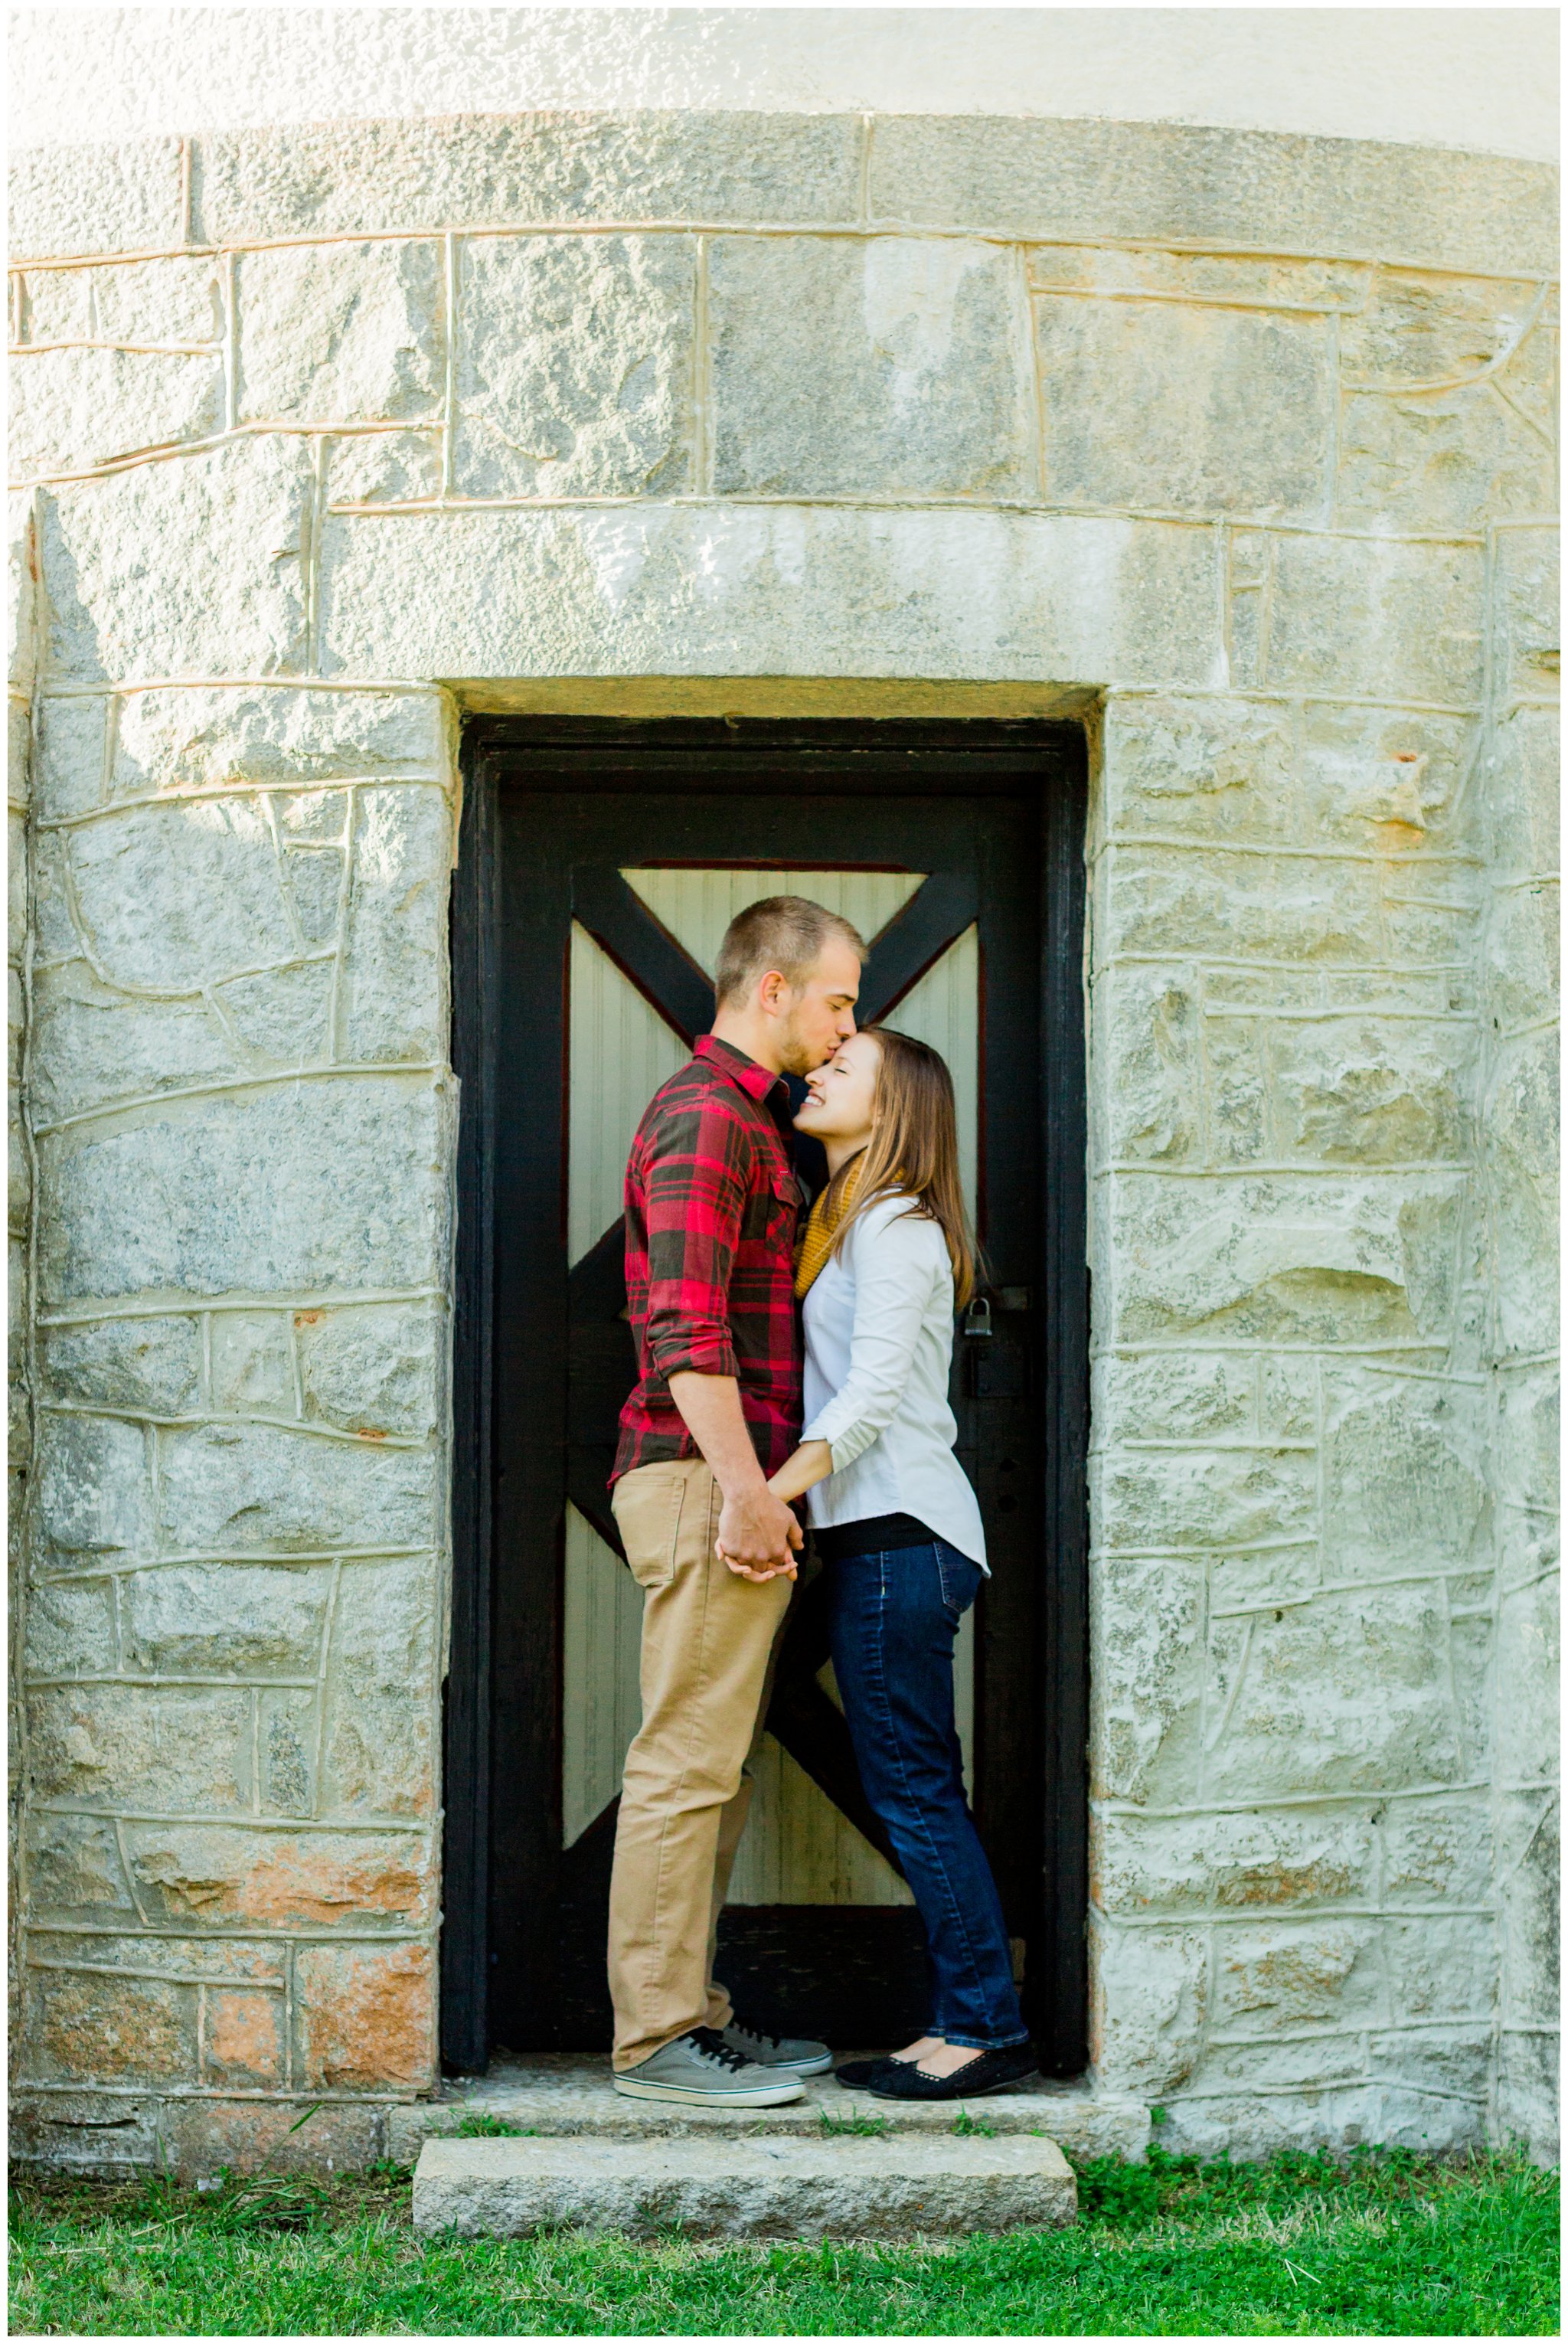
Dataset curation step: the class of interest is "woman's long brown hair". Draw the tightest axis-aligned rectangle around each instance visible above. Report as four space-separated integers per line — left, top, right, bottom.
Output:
825 1028 978 1307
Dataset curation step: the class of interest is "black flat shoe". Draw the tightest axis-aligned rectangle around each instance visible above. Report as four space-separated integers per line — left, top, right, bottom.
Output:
835 2057 898 2089
861 2043 1039 2100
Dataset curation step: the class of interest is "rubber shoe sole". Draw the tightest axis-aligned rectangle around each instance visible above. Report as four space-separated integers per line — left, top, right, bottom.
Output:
612 2071 805 2107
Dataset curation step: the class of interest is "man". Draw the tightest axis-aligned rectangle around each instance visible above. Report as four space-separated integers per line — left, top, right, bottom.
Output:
607 895 865 2105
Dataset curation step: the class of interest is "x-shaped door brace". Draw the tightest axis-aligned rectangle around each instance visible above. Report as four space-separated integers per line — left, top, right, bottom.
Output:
565 868 981 1876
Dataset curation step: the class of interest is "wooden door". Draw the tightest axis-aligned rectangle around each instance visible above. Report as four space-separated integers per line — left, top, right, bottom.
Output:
446 719 1089 2072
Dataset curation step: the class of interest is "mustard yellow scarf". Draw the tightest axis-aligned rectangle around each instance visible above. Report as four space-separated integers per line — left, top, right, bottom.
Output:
793 1152 865 1299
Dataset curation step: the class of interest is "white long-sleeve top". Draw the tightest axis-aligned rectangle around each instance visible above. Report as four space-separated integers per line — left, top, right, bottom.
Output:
800 1191 988 1571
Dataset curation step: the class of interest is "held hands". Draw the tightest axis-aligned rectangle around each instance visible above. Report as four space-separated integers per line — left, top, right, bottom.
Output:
714 1481 802 1583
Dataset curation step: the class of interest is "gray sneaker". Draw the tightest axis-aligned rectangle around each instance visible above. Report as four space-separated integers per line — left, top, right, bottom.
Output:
613 2025 806 2107
721 2020 833 2076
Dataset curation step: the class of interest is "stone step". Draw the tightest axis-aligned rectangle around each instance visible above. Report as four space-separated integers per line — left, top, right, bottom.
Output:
388 2053 1148 2166
413 2130 1077 2241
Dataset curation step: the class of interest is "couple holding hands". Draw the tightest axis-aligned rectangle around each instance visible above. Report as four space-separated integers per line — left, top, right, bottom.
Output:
605 895 1037 2107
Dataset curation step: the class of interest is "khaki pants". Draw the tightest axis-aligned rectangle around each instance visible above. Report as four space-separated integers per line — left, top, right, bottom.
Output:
607 1458 794 2071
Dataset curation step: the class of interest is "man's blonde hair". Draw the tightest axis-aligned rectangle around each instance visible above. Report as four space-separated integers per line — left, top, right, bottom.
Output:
714 895 866 1009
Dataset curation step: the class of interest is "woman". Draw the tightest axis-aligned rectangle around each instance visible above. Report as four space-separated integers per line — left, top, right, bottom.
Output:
755 1027 1035 2099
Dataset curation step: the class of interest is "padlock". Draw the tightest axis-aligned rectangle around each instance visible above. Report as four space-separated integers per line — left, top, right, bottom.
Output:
962 1295 994 1339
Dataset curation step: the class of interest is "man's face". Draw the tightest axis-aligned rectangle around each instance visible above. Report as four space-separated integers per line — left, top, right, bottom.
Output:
773 940 861 1076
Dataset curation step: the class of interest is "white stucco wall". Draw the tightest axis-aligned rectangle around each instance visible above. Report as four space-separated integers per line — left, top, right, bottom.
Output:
8 5 1560 162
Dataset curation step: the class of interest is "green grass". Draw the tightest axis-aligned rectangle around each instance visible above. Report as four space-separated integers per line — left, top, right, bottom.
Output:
9 2146 1557 2336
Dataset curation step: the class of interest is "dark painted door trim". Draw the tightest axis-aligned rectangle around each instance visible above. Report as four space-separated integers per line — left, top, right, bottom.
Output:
443 716 1089 2077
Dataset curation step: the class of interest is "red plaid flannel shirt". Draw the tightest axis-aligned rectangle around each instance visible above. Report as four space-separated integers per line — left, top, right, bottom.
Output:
612 1035 804 1483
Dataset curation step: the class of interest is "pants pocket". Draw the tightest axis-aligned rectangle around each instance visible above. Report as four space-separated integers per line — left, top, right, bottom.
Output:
612 1466 688 1592
936 1545 982 1623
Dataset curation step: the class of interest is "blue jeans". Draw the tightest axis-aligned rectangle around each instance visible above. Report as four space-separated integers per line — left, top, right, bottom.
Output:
826 1539 1030 2051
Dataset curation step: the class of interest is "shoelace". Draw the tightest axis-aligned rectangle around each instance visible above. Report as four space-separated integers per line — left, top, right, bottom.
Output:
690 2026 754 2074
724 2025 777 2060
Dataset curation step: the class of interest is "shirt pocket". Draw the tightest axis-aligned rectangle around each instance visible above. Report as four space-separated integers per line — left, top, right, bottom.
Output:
740 1167 802 1246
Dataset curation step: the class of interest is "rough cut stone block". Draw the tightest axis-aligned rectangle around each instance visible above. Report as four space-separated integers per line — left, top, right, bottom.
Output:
1036 296 1331 517
65 796 298 993
21 256 222 348
1214 1919 1381 2032
122 1821 433 1930
1486 706 1560 877
209 1312 294 1412
296 1303 443 1438
119 1561 329 1678
318 505 1225 691
1485 1029 1559 1360
296 1940 435 2092
1250 535 1484 706
10 347 224 480
1097 1445 1315 1554
868 117 1559 280
41 1313 201 1415
455 234 695 498
325 429 443 507
1093 1923 1207 2093
9 138 185 261
413 2130 1075 2241
1103 845 1385 966
1203 1584 1464 1802
1093 963 1202 1165
34 695 109 822
339 786 452 1064
164 2094 385 2179
1491 526 1560 706
1090 1554 1204 1804
319 1556 437 1817
391 2055 1148 2161
1495 2029 1559 2165
1093 1350 1254 1444
40 437 315 683
1486 878 1558 1034
1102 695 1294 842
157 1420 436 1554
1296 704 1478 850
1387 1912 1498 2022
237 240 445 427
1337 381 1555 535
217 961 337 1067
21 1966 196 2084
1494 1365 1559 1586
1108 1170 1462 1347
193 113 863 242
9 2087 160 2169
710 236 1030 499
39 1074 452 1305
1096 1808 1377 1917
202 1988 287 2088
31 966 241 1126
35 1410 152 1558
1322 1385 1486 1577
22 1576 119 1679
1340 270 1544 389
1270 1015 1474 1166
24 1810 140 1921
28 1681 250 1811
111 685 445 796
1382 1793 1493 1909
1494 1579 1560 1794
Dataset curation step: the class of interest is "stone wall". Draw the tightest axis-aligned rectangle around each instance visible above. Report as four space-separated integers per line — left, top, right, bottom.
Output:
8 110 1559 2169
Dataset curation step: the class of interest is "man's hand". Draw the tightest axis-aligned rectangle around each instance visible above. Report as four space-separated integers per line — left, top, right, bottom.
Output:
716 1483 802 1581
